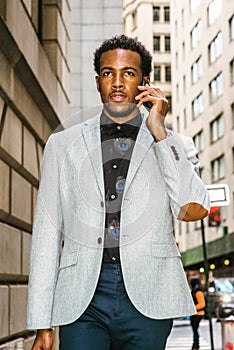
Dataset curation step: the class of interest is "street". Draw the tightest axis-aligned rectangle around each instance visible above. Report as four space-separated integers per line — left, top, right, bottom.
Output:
166 318 222 350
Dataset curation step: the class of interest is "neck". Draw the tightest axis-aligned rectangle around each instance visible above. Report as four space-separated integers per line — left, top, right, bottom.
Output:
103 108 139 124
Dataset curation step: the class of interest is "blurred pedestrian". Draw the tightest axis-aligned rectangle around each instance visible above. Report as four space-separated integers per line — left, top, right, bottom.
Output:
190 276 206 350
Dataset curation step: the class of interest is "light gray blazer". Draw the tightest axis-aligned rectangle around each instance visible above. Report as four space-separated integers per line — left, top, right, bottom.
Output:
27 113 210 329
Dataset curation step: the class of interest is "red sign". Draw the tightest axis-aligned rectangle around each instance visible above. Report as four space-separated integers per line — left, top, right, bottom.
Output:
208 206 221 227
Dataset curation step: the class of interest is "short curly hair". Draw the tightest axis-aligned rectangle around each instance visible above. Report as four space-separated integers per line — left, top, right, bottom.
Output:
93 34 152 76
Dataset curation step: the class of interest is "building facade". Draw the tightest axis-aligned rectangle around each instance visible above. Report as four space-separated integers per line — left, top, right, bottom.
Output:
123 0 172 127
69 0 123 120
0 0 70 348
171 0 234 276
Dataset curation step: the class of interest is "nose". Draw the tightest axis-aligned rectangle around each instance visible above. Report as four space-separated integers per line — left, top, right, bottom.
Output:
112 73 124 90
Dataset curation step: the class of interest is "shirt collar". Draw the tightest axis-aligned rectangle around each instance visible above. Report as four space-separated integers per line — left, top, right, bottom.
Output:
100 111 142 137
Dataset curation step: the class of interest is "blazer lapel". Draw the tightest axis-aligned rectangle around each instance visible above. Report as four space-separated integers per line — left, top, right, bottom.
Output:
81 112 154 200
124 114 155 196
81 113 105 200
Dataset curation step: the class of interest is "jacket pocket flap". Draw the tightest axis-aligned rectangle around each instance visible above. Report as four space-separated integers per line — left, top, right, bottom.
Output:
151 242 181 258
59 251 78 269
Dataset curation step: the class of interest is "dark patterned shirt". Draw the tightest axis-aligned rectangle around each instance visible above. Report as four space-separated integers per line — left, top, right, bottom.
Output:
100 112 142 263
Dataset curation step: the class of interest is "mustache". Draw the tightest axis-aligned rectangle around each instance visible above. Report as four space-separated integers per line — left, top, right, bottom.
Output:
109 92 127 98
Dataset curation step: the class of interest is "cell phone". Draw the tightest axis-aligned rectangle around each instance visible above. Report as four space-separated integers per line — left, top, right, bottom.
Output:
141 79 153 111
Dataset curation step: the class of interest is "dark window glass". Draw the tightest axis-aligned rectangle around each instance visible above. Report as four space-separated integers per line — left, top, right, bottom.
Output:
164 6 170 22
153 6 160 21
166 95 172 113
154 65 161 81
165 36 171 51
153 36 160 51
165 66 171 81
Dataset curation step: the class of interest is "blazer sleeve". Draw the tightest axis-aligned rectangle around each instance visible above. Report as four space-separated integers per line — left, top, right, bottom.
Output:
153 132 210 221
27 134 63 329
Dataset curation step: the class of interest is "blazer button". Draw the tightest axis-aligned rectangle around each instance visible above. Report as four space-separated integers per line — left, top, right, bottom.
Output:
97 237 102 244
100 201 104 208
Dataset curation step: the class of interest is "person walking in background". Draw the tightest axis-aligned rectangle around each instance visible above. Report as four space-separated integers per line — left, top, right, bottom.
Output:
190 276 206 350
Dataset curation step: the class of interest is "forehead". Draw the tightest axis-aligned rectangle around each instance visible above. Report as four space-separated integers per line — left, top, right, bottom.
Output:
100 49 141 69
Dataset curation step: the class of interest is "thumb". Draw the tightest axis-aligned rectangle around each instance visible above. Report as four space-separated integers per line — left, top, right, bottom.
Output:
43 331 53 350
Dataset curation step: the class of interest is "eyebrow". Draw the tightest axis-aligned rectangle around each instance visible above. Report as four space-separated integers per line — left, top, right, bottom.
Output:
100 66 138 72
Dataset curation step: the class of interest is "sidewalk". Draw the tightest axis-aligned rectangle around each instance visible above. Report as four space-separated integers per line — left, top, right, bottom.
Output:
166 318 222 350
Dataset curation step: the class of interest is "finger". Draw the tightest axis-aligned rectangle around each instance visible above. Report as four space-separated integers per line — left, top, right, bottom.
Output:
135 90 151 100
136 96 162 109
139 85 165 98
137 84 150 90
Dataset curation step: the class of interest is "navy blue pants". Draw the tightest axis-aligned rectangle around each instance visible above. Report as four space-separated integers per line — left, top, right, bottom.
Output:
60 263 173 350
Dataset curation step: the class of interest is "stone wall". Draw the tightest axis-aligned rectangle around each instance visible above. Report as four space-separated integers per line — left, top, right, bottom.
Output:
0 0 70 347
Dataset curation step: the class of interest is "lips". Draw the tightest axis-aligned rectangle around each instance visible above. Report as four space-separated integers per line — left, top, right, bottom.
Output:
110 92 127 102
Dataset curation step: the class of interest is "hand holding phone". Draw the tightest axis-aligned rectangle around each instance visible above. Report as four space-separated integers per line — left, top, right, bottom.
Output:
136 80 169 141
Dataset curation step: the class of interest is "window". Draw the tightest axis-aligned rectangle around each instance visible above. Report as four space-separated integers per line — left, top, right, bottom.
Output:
166 95 172 113
194 220 201 230
165 36 171 51
153 36 160 51
191 56 203 84
230 59 234 85
183 108 187 129
208 0 222 26
231 103 234 128
165 66 171 82
182 42 185 60
209 72 223 103
175 20 178 36
232 148 234 173
183 75 186 93
154 65 161 81
192 93 204 118
190 0 202 13
164 6 170 22
191 20 202 49
132 11 136 28
176 116 180 132
211 155 225 182
193 130 204 153
181 9 184 26
210 114 224 142
153 6 160 22
209 32 222 64
230 15 234 41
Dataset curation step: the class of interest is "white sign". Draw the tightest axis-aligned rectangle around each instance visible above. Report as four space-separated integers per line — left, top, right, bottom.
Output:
206 184 230 207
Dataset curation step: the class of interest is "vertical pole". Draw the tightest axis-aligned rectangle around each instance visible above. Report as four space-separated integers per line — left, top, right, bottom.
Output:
201 218 215 350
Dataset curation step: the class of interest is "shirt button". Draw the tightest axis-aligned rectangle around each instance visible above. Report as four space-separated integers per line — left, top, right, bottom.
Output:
111 194 116 200
112 164 117 169
100 201 104 207
112 257 117 261
117 126 121 130
97 237 102 244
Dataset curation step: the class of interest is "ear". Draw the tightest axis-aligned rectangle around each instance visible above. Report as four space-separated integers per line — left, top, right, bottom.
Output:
143 76 150 85
95 76 100 92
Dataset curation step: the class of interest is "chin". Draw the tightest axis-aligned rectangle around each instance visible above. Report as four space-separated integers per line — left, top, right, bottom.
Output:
104 102 138 118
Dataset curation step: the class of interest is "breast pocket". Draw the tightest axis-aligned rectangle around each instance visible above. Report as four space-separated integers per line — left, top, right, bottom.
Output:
59 251 78 270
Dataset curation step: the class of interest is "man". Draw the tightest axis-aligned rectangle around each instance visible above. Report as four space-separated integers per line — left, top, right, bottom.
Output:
27 35 210 350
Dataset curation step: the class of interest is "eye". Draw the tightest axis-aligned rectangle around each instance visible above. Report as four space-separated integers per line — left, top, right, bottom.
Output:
124 71 134 76
102 71 112 77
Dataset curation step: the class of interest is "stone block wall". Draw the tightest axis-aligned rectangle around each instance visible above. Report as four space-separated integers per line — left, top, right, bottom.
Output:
0 0 70 348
